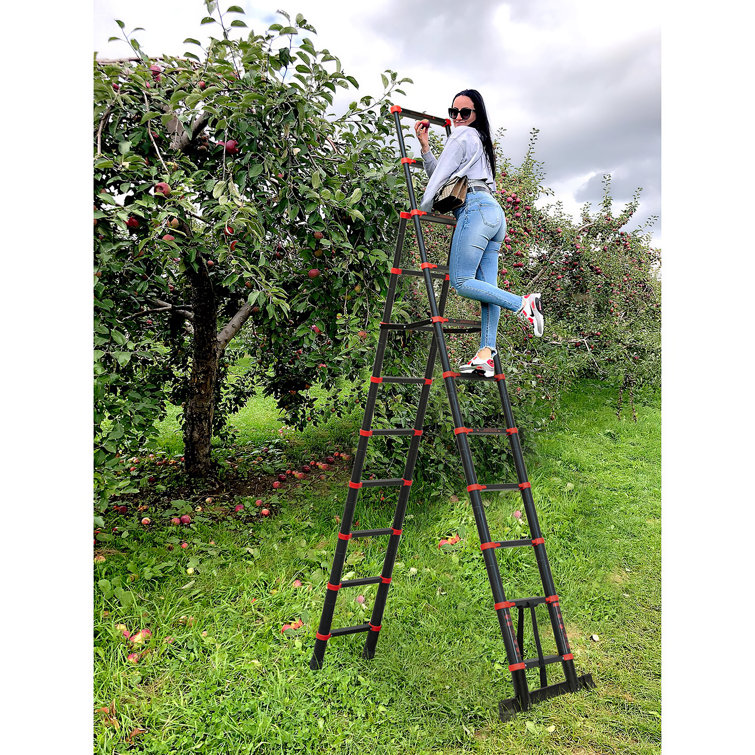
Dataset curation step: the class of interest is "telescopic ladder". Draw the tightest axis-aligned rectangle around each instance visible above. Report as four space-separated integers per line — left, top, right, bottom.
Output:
309 104 594 720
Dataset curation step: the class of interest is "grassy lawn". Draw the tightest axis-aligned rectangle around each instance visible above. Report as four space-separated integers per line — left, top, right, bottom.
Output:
94 380 660 754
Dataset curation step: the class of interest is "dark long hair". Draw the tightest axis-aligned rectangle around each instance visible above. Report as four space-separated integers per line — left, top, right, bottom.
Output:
452 89 496 178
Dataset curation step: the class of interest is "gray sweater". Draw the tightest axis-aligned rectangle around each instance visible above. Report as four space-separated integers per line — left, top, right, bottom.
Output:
419 126 495 212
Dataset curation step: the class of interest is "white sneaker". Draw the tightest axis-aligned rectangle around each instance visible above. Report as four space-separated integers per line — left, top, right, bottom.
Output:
517 293 544 337
459 354 495 378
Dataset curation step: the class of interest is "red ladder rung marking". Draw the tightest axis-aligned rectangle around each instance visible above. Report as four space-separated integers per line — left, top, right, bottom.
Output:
414 428 424 436
381 576 392 584
545 594 560 604
420 262 437 269
409 209 426 216
401 157 416 164
348 480 363 488
506 427 518 435
359 430 372 437
370 376 383 383
480 541 498 551
563 653 574 661
494 373 506 380
532 537 545 545
432 316 449 323
390 105 402 113
402 479 412 486
400 211 412 219
316 632 332 641
326 582 341 592
338 532 352 540
509 662 526 671
369 623 382 632
467 484 487 492
519 481 531 489
423 379 433 386
390 267 402 275
391 528 403 536
443 371 460 379
454 427 471 435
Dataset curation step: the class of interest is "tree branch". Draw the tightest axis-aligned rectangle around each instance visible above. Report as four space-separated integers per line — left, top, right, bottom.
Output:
216 302 254 354
96 104 114 156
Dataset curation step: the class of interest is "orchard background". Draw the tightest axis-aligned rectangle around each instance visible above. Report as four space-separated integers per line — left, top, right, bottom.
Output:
93 3 660 502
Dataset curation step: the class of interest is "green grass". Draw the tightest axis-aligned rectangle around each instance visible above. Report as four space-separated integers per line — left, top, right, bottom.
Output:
94 380 660 754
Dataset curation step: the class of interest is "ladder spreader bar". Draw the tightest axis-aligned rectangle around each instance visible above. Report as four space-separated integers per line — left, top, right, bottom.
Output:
341 577 383 588
330 623 371 637
370 428 416 436
391 105 448 126
523 654 571 670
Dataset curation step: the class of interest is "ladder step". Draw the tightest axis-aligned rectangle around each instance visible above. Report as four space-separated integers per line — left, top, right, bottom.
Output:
393 266 450 279
466 428 506 435
477 484 522 492
362 478 405 488
379 376 426 385
330 623 371 637
370 428 416 436
340 577 383 588
380 317 481 333
351 528 394 538
487 538 534 549
523 654 569 670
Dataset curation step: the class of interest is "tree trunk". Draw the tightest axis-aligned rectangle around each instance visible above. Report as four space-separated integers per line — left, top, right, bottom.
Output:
183 264 218 478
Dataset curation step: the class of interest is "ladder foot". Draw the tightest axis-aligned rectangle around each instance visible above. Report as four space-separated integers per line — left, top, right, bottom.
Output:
498 673 596 722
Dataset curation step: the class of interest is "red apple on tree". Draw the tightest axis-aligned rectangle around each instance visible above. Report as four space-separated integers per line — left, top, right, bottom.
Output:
154 182 171 197
308 268 321 279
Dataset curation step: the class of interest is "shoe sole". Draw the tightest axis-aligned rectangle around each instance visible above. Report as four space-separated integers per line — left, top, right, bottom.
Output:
531 294 544 337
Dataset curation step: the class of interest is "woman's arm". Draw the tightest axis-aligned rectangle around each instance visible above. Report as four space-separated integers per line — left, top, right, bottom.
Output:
418 129 474 212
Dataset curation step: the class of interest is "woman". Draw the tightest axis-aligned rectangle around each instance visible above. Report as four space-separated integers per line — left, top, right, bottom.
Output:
415 89 543 378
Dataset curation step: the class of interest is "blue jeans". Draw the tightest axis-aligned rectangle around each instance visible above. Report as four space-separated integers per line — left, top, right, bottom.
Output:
450 191 523 354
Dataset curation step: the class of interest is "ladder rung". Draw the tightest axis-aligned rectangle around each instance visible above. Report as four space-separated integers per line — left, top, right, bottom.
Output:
380 317 481 332
394 267 449 279
351 528 394 538
340 577 383 588
419 212 457 226
330 623 371 637
523 654 568 670
370 428 415 436
362 478 405 488
467 428 506 435
477 484 522 492
457 371 494 379
379 376 426 385
489 538 533 549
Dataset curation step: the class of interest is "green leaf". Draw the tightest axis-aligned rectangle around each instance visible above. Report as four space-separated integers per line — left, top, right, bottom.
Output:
201 16 216 24
226 5 245 12
348 187 362 205
118 141 132 155
230 20 247 27
115 19 125 29
184 37 202 45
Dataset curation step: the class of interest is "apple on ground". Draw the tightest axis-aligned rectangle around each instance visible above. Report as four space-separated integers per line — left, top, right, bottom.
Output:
261 508 270 516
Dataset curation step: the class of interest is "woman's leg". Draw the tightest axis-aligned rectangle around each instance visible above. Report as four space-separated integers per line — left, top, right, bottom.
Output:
450 196 522 355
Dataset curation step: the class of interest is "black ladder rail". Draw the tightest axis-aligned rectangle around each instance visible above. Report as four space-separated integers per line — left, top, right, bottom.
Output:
309 104 593 719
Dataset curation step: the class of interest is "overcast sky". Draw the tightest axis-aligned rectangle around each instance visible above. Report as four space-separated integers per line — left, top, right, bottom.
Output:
93 0 661 243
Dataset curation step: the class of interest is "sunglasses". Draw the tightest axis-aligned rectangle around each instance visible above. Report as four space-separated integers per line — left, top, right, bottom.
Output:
448 107 475 120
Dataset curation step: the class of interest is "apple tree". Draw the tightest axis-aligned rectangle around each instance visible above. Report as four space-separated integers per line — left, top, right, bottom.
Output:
94 4 411 485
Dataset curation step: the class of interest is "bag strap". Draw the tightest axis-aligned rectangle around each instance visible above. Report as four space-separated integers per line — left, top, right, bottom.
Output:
449 136 482 181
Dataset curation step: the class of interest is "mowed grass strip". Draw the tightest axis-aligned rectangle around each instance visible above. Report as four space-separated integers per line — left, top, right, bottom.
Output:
94 380 660 754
